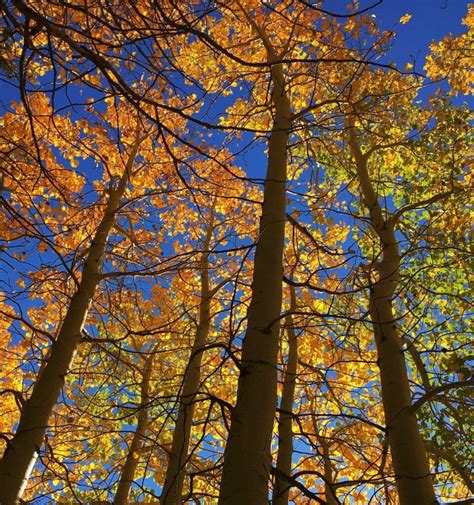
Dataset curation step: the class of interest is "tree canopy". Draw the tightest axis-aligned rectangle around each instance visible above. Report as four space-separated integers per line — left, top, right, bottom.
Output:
0 1 472 504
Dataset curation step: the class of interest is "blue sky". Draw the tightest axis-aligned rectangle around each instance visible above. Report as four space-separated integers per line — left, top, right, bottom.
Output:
372 0 470 66
0 2 471 501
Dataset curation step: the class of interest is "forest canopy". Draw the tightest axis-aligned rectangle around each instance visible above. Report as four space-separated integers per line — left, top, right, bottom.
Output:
0 0 472 504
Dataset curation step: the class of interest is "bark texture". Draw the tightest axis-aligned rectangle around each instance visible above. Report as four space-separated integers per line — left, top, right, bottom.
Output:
273 286 298 505
218 63 291 505
0 140 140 504
113 353 154 505
160 213 215 505
348 124 437 505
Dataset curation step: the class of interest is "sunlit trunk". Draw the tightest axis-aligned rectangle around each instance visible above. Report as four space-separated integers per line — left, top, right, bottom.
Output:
0 140 141 504
219 63 291 505
348 125 436 505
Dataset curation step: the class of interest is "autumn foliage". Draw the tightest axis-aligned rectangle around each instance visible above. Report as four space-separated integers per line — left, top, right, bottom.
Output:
0 1 472 504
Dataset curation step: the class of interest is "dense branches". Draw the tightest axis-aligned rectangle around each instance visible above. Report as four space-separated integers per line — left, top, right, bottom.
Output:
0 1 472 504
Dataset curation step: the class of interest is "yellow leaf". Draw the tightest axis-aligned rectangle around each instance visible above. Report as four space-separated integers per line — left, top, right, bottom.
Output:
399 13 412 24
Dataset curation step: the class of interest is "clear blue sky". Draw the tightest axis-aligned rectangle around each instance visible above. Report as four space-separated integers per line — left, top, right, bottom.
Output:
371 0 470 67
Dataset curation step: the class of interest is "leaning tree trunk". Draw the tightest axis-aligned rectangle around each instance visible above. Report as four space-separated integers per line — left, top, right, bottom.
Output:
273 285 298 505
160 211 215 505
0 139 141 504
348 124 436 505
218 63 291 505
113 352 154 505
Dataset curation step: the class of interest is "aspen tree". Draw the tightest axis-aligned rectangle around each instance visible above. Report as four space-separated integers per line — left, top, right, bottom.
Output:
273 285 298 505
219 57 291 503
113 353 154 505
0 133 143 504
160 207 216 505
311 411 338 505
347 117 437 505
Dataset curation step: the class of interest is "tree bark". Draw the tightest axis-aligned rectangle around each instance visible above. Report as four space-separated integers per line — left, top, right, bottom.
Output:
218 63 291 505
160 210 215 505
113 353 154 505
312 414 338 505
307 397 339 505
273 286 298 505
348 124 437 505
0 139 141 504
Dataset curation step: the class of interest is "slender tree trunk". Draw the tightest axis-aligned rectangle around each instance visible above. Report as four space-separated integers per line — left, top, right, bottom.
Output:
113 353 154 505
320 437 338 505
348 125 437 505
219 64 291 505
160 211 214 505
0 140 141 504
273 286 298 505
311 412 338 505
